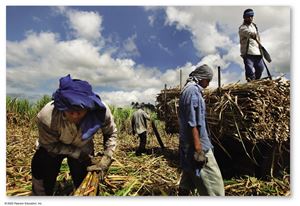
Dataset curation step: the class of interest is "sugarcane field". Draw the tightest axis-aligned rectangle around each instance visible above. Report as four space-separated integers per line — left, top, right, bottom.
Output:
6 77 290 196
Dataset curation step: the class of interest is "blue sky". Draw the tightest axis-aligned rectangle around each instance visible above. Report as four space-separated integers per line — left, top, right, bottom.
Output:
6 6 291 106
7 6 199 70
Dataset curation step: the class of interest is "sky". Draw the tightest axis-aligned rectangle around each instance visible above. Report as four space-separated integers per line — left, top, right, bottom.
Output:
6 5 291 106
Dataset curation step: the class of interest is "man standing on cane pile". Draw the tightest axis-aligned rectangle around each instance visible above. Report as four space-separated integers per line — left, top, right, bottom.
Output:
178 64 224 196
239 8 266 81
31 74 117 195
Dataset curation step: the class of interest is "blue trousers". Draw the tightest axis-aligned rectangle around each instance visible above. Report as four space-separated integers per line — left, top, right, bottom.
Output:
243 55 265 81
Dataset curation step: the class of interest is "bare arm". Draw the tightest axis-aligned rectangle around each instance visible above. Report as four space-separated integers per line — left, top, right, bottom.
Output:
191 126 202 153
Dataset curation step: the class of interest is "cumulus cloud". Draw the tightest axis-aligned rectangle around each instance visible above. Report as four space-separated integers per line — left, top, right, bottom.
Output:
7 32 57 66
6 29 164 105
53 7 104 45
260 26 290 73
6 6 290 106
117 34 140 58
165 7 192 30
163 6 291 76
99 88 160 106
165 7 233 55
159 58 242 91
67 10 102 42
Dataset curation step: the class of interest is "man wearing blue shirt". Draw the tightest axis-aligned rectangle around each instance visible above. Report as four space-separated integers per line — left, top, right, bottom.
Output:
178 64 224 196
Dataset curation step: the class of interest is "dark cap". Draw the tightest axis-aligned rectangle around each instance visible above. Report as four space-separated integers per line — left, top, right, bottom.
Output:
243 8 254 18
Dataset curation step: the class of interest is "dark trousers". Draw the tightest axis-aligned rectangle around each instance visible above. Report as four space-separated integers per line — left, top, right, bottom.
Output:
136 132 147 155
243 55 265 81
31 147 90 195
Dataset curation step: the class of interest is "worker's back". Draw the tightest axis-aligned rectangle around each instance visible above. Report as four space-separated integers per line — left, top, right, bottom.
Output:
132 109 149 135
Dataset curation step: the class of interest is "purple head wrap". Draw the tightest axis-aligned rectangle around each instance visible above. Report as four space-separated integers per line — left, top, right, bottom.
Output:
52 74 106 140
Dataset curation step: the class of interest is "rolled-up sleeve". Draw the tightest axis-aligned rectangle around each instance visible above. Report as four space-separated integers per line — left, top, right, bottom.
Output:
185 93 197 127
239 24 255 39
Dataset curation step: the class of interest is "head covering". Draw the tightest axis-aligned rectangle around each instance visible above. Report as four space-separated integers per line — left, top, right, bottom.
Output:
188 64 213 83
243 8 254 18
52 74 106 140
